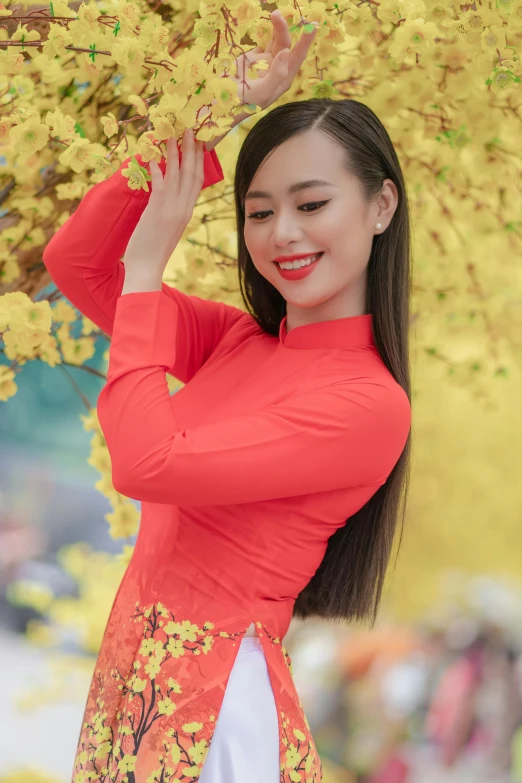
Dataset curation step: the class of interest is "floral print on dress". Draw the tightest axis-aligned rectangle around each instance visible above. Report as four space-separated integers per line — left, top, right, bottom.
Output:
73 601 322 783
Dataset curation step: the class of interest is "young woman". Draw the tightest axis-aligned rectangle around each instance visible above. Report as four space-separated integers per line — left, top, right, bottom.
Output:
43 34 412 783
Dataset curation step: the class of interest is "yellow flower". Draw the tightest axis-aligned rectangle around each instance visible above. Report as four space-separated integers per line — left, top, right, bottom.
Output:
0 254 20 284
168 677 182 693
151 116 176 142
188 739 209 764
42 23 73 59
206 76 239 111
111 37 145 70
178 620 199 641
59 137 94 174
9 116 48 155
51 300 77 324
145 655 162 678
60 335 96 366
118 754 137 773
137 133 162 164
131 677 147 693
0 365 17 401
121 156 151 192
128 93 149 116
167 638 185 658
101 112 119 138
181 766 201 778
285 744 301 767
106 502 140 540
182 721 203 733
140 637 163 657
157 697 176 715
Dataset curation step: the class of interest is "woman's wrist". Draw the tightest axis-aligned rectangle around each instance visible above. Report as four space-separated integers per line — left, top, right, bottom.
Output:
122 271 163 295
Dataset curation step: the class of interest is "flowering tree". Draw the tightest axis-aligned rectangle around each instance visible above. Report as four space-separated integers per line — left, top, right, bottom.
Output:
1 0 521 690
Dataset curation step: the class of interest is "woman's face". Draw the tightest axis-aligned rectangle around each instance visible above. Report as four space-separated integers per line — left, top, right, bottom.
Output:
243 129 398 328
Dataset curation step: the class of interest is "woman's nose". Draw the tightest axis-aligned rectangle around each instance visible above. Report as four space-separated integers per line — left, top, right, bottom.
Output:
271 216 303 246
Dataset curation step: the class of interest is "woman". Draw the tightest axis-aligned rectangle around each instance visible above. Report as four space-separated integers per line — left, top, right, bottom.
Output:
42 19 412 783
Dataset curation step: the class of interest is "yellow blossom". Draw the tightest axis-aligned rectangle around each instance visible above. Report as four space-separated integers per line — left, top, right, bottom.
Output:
106 502 140 539
0 365 17 401
128 93 149 116
101 112 119 138
58 137 95 174
9 117 48 155
121 156 151 191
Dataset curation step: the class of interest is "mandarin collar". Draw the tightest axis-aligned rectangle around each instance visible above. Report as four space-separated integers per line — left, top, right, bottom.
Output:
278 313 375 349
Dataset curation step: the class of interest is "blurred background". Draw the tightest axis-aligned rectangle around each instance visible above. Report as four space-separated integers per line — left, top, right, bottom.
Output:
2 283 522 783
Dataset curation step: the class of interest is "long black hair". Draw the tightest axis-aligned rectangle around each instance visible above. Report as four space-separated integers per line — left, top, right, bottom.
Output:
233 98 412 628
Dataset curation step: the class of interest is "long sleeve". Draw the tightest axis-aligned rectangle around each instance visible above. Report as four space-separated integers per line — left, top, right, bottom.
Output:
42 143 246 384
97 290 412 507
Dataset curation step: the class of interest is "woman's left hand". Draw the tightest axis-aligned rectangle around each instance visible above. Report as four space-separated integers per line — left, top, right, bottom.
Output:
230 10 320 111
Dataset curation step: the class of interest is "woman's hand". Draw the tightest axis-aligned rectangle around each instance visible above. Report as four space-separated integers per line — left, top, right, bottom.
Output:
122 129 204 294
231 9 320 111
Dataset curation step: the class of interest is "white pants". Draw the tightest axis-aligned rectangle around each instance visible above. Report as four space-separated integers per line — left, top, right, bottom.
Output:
199 634 280 782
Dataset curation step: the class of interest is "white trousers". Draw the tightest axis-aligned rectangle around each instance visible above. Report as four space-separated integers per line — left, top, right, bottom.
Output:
199 634 280 782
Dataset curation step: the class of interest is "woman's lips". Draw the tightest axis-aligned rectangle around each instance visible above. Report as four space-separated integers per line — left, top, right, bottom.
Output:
275 253 324 281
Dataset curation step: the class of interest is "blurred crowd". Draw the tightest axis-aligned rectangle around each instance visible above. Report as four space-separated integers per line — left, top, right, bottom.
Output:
288 607 522 783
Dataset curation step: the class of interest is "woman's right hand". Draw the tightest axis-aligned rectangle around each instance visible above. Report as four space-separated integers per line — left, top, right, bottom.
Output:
122 128 205 292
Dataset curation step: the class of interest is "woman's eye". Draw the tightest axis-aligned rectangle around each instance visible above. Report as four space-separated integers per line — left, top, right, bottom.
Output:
246 201 329 221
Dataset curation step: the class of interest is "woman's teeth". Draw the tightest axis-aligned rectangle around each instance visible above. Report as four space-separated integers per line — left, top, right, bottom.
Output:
278 253 322 270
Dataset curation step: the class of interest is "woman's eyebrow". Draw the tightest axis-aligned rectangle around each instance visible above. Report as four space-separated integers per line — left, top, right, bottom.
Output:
245 179 338 201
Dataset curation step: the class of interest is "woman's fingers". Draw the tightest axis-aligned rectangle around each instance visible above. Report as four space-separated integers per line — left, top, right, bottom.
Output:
267 10 291 57
187 141 206 210
163 133 182 193
286 26 319 78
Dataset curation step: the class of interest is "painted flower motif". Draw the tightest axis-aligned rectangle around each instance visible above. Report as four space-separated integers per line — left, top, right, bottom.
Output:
74 603 322 782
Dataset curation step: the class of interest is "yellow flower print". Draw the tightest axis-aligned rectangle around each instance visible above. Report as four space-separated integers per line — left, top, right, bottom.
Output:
166 638 185 658
118 753 137 773
163 620 181 635
163 618 200 640
145 656 162 678
188 739 209 764
286 745 301 767
182 721 203 733
180 765 201 778
94 740 112 758
167 677 182 693
140 637 163 657
157 697 176 715
202 636 214 654
132 677 147 693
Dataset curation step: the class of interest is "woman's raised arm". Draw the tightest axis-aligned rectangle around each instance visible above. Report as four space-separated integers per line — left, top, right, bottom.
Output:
42 141 247 384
